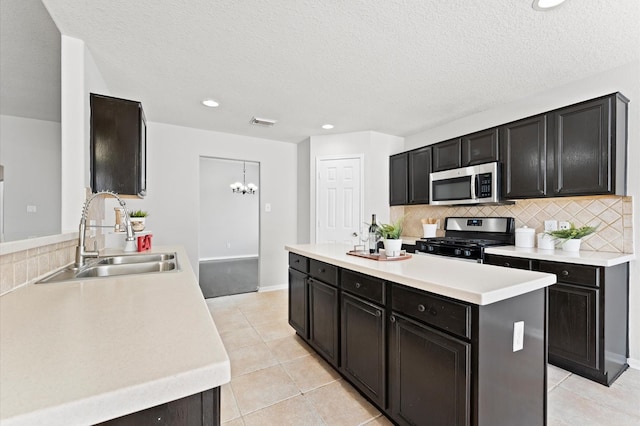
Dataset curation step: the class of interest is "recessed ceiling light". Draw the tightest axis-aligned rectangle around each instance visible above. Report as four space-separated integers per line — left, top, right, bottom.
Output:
322 124 334 130
532 0 566 11
202 99 219 107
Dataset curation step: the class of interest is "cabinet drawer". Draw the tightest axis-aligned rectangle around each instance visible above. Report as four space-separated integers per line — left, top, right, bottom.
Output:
484 254 533 270
309 259 338 287
392 284 471 339
289 252 309 273
341 269 385 304
539 261 600 287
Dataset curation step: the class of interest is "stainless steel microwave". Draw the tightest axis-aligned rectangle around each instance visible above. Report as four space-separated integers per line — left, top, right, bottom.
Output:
429 162 502 205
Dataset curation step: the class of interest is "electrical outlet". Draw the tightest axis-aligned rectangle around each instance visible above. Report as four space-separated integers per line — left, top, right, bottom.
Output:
226 242 231 249
26 205 37 213
559 221 570 230
513 321 524 352
265 203 271 212
544 220 558 231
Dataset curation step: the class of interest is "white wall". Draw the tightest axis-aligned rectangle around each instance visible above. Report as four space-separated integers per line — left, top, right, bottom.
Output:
199 158 259 260
0 115 61 241
123 122 297 289
404 61 640 366
296 138 310 244
308 131 404 242
60 35 109 232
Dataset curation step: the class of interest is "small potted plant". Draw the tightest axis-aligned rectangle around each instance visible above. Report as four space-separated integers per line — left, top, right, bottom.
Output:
128 209 149 232
546 223 598 252
376 216 404 256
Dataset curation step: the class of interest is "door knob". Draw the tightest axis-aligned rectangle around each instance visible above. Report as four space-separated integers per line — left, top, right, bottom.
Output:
352 232 358 237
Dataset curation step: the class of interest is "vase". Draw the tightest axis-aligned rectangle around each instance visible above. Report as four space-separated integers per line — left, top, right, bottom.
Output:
561 239 581 252
129 217 146 232
384 238 403 257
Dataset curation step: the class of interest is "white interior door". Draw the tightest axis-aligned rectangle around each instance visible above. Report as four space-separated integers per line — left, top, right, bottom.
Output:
316 156 362 245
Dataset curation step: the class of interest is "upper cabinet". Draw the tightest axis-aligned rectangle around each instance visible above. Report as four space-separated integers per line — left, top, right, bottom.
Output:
90 93 147 197
462 128 499 166
432 138 461 172
549 94 628 197
408 147 431 204
500 115 548 199
389 153 408 206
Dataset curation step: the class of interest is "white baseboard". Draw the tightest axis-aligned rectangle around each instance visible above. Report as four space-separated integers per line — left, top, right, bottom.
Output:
627 357 640 370
259 284 288 292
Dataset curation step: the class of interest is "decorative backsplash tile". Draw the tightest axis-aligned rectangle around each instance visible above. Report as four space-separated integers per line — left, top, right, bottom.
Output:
391 195 634 253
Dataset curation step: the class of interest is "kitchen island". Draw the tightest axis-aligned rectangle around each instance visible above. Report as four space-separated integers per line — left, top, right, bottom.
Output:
0 246 230 426
286 243 557 426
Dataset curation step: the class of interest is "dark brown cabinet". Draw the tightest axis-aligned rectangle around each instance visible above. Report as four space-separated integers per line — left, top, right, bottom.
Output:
98 388 219 426
549 94 628 196
90 93 146 197
486 253 629 386
389 314 470 426
432 138 462 172
340 292 386 407
288 268 308 338
499 114 548 198
462 128 499 166
408 147 431 204
389 153 408 205
308 277 339 367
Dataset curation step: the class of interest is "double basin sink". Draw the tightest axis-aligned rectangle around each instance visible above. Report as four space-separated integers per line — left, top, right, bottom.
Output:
38 252 179 283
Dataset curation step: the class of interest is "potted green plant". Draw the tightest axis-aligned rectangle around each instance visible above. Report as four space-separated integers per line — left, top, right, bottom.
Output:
376 216 404 256
128 209 149 232
546 223 598 252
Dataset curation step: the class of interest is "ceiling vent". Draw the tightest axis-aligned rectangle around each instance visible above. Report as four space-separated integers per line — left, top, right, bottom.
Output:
249 116 277 127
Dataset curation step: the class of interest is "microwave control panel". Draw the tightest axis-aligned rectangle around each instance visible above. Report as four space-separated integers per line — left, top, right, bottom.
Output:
478 173 492 198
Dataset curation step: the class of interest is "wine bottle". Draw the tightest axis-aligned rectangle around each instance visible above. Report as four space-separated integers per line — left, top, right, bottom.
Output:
368 214 378 253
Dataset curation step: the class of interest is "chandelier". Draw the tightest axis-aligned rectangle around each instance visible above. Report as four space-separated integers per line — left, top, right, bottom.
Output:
230 162 258 194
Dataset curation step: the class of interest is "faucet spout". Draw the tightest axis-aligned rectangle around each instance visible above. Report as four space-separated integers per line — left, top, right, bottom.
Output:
75 191 136 267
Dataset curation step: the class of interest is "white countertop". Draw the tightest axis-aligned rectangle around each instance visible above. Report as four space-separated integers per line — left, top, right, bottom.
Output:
485 246 635 267
0 246 230 426
286 244 556 306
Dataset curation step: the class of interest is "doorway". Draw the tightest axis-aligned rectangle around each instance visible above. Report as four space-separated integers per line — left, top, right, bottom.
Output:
199 157 260 298
316 155 363 245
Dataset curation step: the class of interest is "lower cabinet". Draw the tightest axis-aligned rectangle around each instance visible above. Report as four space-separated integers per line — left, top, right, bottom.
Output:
98 388 220 426
308 277 339 367
388 314 470 426
340 292 386 407
288 268 308 338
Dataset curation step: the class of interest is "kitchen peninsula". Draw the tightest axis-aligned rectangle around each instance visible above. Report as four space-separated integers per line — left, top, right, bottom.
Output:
286 243 557 425
0 246 230 426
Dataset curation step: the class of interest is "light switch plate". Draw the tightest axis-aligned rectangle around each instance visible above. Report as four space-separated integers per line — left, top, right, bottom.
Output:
513 321 524 352
544 220 558 231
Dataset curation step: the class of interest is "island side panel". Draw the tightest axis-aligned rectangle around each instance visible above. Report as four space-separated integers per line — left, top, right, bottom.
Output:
474 288 547 426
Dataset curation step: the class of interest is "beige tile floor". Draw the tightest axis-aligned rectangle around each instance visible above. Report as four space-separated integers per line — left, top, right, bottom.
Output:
206 289 640 426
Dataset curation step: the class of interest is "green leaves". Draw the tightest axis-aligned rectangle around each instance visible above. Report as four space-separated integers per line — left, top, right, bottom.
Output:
128 209 149 218
376 217 404 240
547 223 598 241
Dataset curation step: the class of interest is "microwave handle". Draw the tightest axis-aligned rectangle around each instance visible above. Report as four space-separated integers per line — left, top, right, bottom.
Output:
472 175 478 199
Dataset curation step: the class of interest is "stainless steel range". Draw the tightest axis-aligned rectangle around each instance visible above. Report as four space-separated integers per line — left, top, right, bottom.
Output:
415 217 515 263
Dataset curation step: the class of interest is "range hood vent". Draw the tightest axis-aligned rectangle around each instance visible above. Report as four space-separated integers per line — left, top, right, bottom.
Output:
249 116 277 127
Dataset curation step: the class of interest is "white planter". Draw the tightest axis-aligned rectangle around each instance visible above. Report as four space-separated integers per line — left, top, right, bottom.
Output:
129 217 146 232
384 238 403 257
561 239 581 252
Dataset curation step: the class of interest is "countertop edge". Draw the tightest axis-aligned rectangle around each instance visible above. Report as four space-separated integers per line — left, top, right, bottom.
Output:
485 246 635 267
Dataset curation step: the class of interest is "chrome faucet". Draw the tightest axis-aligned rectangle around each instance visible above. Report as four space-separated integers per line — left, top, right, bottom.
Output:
75 191 135 267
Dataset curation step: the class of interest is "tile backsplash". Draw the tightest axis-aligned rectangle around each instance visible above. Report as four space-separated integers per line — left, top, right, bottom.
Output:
392 195 634 253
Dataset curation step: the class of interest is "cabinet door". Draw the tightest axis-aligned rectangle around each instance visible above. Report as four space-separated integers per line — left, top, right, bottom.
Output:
499 114 547 198
483 254 533 270
548 283 599 369
461 128 499 166
408 147 431 204
389 153 408 206
90 93 146 197
309 278 339 367
550 97 611 196
432 138 462 172
341 293 386 408
389 314 470 426
288 268 308 339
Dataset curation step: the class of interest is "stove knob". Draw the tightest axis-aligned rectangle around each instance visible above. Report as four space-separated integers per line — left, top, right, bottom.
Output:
427 245 435 252
464 249 472 257
454 248 462 255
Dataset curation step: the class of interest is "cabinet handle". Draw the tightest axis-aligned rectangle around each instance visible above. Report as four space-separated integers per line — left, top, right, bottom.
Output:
504 262 511 267
390 315 396 323
376 310 382 317
417 304 426 312
294 259 299 263
319 268 325 273
561 270 569 277
355 282 361 288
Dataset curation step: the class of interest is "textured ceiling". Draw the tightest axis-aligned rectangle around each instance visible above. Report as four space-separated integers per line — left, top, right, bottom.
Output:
11 1 640 142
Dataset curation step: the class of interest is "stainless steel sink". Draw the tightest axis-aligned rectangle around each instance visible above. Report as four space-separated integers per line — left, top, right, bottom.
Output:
37 252 179 283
